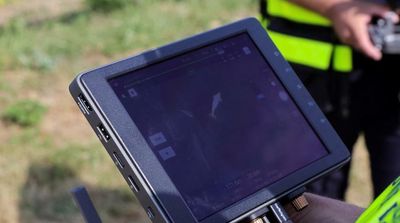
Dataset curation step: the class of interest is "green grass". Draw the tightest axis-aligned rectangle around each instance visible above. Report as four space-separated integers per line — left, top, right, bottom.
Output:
0 1 257 222
0 0 16 6
0 0 256 72
85 0 133 11
2 100 46 127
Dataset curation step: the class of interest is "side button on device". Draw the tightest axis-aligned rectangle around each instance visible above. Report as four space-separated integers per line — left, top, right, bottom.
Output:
146 207 155 220
112 152 125 169
127 176 140 192
291 195 309 211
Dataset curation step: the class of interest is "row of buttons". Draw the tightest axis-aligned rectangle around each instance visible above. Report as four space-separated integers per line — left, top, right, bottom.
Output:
112 152 140 192
112 152 155 220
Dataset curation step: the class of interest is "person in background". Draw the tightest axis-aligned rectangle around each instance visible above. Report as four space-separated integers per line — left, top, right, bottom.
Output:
259 0 400 200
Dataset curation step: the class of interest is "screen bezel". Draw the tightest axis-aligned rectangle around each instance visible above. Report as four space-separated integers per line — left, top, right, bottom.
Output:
77 18 350 222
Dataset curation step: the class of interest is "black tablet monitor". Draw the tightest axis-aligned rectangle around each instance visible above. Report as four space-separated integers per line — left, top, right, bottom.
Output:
69 18 350 223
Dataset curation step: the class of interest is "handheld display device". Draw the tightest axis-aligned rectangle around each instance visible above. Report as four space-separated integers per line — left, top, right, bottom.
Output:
69 18 350 223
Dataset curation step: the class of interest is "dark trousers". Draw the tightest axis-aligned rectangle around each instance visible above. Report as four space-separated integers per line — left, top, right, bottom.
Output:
292 53 400 200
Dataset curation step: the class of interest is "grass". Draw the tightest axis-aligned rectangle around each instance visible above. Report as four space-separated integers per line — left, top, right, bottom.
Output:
0 0 256 72
2 99 46 127
0 1 257 222
85 0 133 11
0 0 16 6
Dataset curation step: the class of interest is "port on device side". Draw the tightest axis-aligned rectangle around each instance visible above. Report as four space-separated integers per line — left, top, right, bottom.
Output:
77 93 93 114
96 123 111 142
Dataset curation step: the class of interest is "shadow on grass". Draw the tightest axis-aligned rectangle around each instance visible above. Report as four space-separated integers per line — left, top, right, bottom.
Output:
0 9 89 34
0 0 136 31
18 161 147 223
28 9 91 28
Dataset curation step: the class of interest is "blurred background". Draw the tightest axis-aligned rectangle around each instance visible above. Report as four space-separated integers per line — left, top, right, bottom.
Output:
0 0 373 222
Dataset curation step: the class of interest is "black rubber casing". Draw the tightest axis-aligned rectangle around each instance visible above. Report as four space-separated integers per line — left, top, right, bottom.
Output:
69 17 350 223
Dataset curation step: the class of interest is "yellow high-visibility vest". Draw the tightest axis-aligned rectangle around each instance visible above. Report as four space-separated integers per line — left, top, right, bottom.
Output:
356 177 400 223
262 0 352 72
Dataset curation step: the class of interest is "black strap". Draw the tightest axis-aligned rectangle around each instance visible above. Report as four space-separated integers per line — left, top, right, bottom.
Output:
267 17 338 43
259 0 269 20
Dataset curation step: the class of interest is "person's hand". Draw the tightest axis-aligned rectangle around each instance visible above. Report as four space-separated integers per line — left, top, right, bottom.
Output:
326 1 399 60
284 193 364 223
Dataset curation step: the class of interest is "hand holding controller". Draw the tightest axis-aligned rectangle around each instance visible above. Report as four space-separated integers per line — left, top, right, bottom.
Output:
369 12 400 54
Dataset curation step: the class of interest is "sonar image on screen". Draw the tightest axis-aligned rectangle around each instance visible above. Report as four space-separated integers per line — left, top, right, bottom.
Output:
109 33 328 220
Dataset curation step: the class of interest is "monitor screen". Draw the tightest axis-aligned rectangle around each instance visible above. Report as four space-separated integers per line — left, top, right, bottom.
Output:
109 33 328 220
